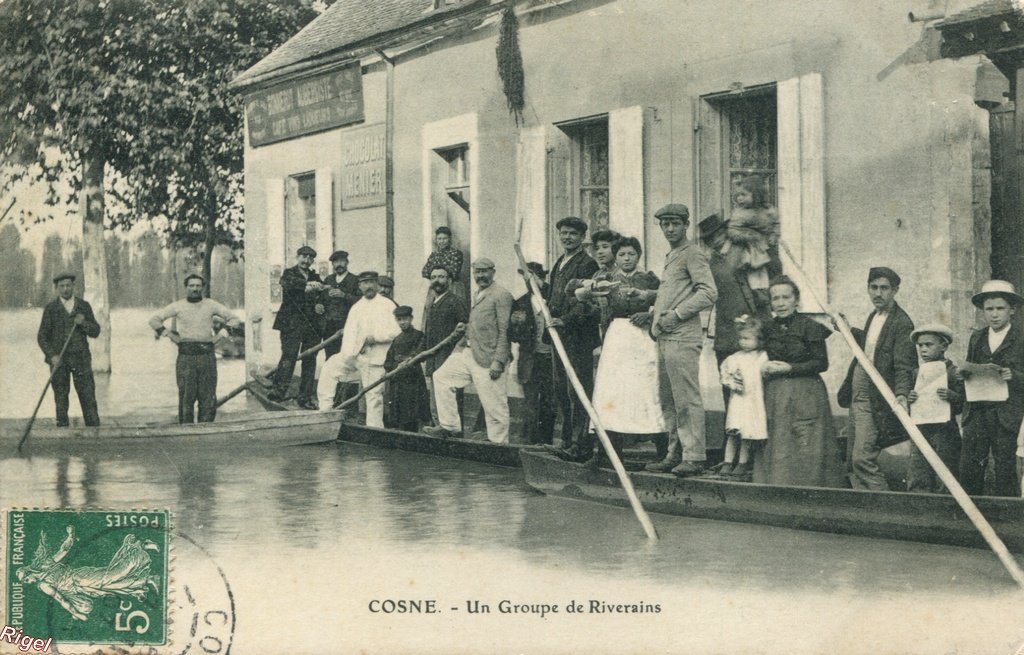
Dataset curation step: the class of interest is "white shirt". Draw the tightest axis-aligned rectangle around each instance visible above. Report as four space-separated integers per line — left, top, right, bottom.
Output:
61 297 75 314
865 310 889 360
989 325 1010 354
339 294 402 366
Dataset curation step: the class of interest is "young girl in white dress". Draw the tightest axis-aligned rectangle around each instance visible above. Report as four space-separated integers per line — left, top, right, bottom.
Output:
718 315 769 479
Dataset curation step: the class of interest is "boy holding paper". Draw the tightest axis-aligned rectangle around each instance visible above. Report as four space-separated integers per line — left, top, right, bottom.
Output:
906 324 963 493
959 280 1024 497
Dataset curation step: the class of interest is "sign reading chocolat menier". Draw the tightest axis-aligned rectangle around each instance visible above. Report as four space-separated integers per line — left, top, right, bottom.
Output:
245 63 364 147
341 123 386 209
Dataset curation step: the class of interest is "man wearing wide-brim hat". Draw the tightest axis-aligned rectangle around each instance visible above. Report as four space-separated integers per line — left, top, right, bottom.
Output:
36 272 102 426
959 280 1024 496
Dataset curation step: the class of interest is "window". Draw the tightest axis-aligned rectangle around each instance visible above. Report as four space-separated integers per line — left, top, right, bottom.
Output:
559 117 610 235
703 87 778 220
285 172 317 258
438 145 470 212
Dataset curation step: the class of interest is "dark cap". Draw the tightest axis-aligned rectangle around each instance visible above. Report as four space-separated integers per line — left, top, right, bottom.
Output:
297 245 317 257
378 275 394 288
183 272 206 286
329 250 349 262
394 305 414 318
699 213 726 239
868 266 901 287
52 271 76 284
555 216 588 234
358 270 379 282
655 204 690 221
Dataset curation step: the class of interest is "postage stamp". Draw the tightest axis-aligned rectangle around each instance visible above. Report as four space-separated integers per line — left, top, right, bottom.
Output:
1 509 170 650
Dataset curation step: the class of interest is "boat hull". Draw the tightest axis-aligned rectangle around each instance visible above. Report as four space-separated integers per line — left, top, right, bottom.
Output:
338 422 539 468
519 450 1024 552
1 410 344 457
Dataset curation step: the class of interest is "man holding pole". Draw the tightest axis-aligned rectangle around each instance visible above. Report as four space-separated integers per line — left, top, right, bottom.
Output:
149 273 242 423
37 272 101 427
268 245 324 409
646 204 717 476
837 267 916 491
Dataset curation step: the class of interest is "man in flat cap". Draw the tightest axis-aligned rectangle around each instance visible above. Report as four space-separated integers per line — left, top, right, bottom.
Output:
149 273 242 423
319 250 361 360
377 276 398 305
383 305 431 432
426 258 514 443
646 204 717 477
268 245 324 409
317 271 401 427
838 266 916 491
547 216 601 459
36 272 101 426
959 280 1024 496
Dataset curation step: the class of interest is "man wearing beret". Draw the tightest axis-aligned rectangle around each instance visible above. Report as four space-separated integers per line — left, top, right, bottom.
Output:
646 204 717 476
317 271 401 426
838 266 916 491
427 258 514 443
149 273 242 423
959 280 1024 496
36 272 101 426
268 245 324 409
547 216 601 459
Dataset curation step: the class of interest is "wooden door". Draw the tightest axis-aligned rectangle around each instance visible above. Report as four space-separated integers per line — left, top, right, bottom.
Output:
990 103 1024 292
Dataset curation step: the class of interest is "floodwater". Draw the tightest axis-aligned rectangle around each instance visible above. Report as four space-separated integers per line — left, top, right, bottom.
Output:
1 309 1023 654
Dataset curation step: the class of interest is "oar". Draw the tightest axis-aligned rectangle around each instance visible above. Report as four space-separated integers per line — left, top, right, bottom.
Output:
334 328 463 412
18 324 78 453
215 328 344 409
778 239 1024 588
512 242 659 541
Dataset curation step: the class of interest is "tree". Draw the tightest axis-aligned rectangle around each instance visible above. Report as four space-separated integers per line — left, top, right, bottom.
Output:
0 0 317 370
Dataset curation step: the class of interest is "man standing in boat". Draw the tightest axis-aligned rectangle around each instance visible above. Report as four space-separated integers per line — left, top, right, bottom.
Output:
421 265 469 424
37 272 101 427
149 273 242 424
316 271 401 426
838 267 916 491
319 250 361 359
268 245 324 409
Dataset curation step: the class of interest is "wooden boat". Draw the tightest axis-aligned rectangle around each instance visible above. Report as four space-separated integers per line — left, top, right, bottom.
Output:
337 422 540 468
519 450 1024 552
1 409 344 457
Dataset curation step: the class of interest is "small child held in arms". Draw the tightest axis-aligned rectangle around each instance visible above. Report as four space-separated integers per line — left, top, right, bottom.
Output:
726 174 780 292
718 315 769 480
905 324 963 494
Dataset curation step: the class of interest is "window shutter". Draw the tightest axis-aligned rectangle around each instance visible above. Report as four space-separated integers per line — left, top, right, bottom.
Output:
315 168 334 278
777 72 827 311
516 125 549 263
608 105 646 245
546 128 572 262
265 177 286 309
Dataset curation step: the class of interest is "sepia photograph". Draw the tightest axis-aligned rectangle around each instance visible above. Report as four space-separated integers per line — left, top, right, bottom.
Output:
2 0 1024 653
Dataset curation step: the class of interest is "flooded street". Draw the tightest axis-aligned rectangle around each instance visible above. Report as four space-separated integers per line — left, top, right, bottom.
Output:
2 310 1023 654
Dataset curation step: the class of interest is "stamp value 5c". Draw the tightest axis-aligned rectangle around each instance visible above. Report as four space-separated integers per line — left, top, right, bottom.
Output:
2 509 170 648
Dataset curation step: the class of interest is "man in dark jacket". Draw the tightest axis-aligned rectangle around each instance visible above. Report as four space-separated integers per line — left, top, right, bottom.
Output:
37 272 101 426
319 250 361 358
509 262 554 444
547 216 600 460
838 266 916 491
422 265 469 424
268 245 324 408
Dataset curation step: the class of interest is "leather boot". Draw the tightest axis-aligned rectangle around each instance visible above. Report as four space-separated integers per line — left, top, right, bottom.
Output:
645 437 681 472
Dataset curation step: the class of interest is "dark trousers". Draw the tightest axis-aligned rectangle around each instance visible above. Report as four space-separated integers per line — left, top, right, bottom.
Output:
323 321 344 359
907 422 961 493
522 351 556 444
51 351 99 426
553 344 594 451
274 328 318 401
960 406 1020 497
176 348 217 424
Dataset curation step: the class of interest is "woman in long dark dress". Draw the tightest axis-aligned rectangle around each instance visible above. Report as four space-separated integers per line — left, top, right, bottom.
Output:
752 276 846 487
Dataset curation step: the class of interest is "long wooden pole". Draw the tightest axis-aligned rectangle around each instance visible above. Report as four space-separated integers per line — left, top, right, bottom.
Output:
778 240 1024 588
335 329 462 411
215 328 344 408
513 243 658 541
18 325 78 453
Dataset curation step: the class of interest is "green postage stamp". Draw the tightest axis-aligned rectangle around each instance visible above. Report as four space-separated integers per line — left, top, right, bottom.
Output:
2 509 170 649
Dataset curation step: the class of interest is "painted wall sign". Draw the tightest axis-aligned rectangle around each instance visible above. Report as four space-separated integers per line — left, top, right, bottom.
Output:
246 64 364 147
341 123 386 209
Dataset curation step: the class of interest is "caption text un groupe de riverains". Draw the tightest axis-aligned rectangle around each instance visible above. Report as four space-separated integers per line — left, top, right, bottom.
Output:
368 599 661 619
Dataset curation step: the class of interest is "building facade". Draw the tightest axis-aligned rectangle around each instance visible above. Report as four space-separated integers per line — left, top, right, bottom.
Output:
233 0 1007 411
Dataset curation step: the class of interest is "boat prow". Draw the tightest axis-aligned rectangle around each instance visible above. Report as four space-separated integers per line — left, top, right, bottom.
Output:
337 422 542 468
519 450 1024 552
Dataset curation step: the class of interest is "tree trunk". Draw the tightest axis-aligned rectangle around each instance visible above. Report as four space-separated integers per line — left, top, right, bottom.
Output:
202 206 216 299
80 152 112 372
